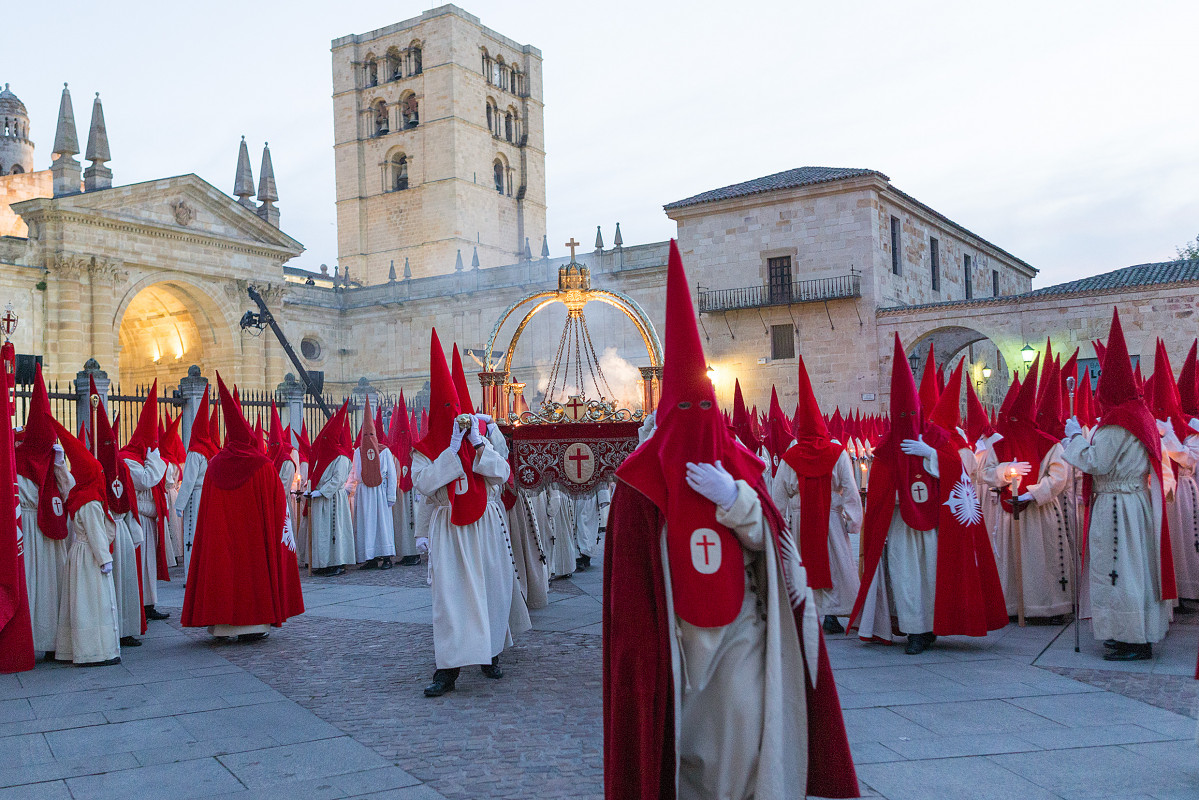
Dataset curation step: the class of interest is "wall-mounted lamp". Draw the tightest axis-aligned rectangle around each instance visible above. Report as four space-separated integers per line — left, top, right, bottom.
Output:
706 365 716 382
1021 344 1036 364
982 365 992 379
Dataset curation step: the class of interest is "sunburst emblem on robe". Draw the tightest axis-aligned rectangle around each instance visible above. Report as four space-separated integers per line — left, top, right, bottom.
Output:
944 467 982 526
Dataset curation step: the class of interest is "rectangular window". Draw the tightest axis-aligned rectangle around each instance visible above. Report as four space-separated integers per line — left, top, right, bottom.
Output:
771 324 795 360
992 269 1000 297
767 256 792 304
930 237 940 292
963 254 973 300
890 216 902 275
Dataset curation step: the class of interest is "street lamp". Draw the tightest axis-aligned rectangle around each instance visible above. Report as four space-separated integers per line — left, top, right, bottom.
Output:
1021 344 1036 365
982 365 992 379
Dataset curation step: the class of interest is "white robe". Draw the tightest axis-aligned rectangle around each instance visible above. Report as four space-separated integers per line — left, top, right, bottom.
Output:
770 446 863 617
19 465 74 653
174 450 208 583
124 452 166 606
508 490 549 610
412 440 530 669
1162 430 1199 600
295 462 310 566
309 455 355 569
545 485 578 578
393 487 418 558
665 480 811 800
350 447 397 561
55 500 120 665
1064 427 1172 644
111 511 142 638
164 462 182 566
573 487 610 559
984 443 1074 617
279 459 298 552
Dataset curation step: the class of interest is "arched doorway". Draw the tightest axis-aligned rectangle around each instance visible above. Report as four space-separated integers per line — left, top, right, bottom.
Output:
907 325 1011 409
115 280 233 388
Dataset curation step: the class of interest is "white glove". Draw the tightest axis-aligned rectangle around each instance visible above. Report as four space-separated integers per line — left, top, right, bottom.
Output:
53 444 65 465
448 420 465 454
1190 418 1199 434
685 460 738 510
1064 417 1083 440
467 420 486 448
1006 462 1032 483
148 448 161 461
900 436 935 460
100 562 113 575
308 489 322 499
474 413 493 425
1156 418 1170 436
1017 492 1033 503
415 536 429 554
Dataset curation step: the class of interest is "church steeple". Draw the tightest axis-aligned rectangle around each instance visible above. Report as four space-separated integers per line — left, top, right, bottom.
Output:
233 136 255 209
83 93 112 192
256 142 279 227
50 83 81 197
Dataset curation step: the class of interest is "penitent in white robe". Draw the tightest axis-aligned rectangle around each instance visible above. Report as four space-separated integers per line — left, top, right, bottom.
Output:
19 465 75 653
770 446 863 617
664 480 812 800
984 443 1074 618
545 485 577 578
412 439 530 669
309 455 355 569
112 510 142 638
508 489 549 610
55 500 120 665
164 462 182 566
1064 427 1172 644
175 450 208 583
573 486 611 560
125 451 167 606
350 447 397 561
1162 430 1199 600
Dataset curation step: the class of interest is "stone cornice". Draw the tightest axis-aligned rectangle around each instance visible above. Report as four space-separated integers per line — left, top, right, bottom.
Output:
876 278 1199 316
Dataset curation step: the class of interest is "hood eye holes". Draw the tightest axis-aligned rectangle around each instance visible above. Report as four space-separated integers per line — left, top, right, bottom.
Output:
699 400 713 410
677 401 692 410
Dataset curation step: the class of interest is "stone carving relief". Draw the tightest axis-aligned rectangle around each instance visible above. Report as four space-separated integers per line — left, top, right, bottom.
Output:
170 199 197 227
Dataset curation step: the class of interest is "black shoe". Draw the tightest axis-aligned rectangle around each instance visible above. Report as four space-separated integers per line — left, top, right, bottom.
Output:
145 606 170 621
481 655 503 679
398 555 421 566
359 558 380 570
325 566 346 576
120 636 142 647
237 631 269 642
80 657 122 668
576 554 591 572
1103 639 1120 649
43 651 55 662
379 557 393 570
904 632 934 655
822 615 845 635
424 668 460 697
1103 642 1152 661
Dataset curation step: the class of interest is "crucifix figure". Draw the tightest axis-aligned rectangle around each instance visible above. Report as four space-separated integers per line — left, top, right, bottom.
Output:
565 238 580 262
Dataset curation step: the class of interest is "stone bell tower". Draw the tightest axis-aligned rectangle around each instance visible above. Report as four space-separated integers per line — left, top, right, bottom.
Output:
331 4 547 284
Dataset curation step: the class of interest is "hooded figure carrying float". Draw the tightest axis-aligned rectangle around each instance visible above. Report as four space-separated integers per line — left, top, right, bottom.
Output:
603 241 858 800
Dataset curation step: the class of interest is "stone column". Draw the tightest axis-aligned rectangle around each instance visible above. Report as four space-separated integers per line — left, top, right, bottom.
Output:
478 371 506 420
178 365 208 448
277 373 305 449
74 359 110 439
639 366 662 413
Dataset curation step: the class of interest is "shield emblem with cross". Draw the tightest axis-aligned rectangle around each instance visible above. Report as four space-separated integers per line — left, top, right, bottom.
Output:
564 395 587 422
51 497 64 517
111 479 123 499
366 448 376 462
690 528 722 574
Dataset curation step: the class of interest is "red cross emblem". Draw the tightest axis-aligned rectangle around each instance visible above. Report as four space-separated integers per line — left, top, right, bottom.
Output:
689 527 722 574
51 496 63 516
454 475 468 495
564 395 587 422
562 442 595 484
910 481 928 503
0 305 18 338
366 448 376 462
111 479 123 499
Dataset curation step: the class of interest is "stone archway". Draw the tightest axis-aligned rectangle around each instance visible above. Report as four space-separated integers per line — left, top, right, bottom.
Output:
906 325 1012 408
114 279 238 389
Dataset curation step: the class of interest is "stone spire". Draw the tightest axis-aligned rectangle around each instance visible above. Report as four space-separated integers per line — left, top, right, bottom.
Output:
594 225 604 251
471 247 480 269
454 249 464 272
541 234 550 259
403 257 411 279
613 222 623 248
233 136 255 208
50 83 81 197
523 237 532 261
83 93 112 191
388 260 396 282
256 142 279 227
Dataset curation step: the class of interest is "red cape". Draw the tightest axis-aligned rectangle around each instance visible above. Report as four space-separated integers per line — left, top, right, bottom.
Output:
603 478 858 799
0 341 34 673
848 441 1008 637
181 460 304 627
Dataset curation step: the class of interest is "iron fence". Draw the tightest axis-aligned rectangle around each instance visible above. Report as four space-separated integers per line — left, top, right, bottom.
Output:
698 271 861 313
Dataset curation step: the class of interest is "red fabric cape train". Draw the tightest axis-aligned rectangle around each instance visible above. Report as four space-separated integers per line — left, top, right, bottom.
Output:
181 375 304 628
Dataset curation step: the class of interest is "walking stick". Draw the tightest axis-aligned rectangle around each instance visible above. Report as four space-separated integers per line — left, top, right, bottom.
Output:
1011 491 1028 627
1066 376 1082 652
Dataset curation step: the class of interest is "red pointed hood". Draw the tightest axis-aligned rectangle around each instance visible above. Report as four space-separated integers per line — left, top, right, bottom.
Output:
51 419 107 517
1097 308 1141 412
389 390 413 493
1059 349 1079 417
1150 339 1191 441
793 356 830 443
765 386 792 475
1075 366 1097 428
827 407 845 443
161 414 186 468
451 344 476 415
15 363 57 482
358 394 383 488
965 377 994 444
918 342 940 411
187 386 218 459
119 380 159 462
877 334 939 531
1178 340 1199 418
999 373 1022 419
209 403 221 449
730 379 760 452
617 240 764 628
1035 355 1065 440
208 374 271 491
309 400 351 486
995 356 1057 493
92 376 133 518
267 401 292 473
414 329 488 525
928 360 966 449
298 420 311 465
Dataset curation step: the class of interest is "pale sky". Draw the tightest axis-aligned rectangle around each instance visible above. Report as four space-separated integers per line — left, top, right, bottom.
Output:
5 1 1197 287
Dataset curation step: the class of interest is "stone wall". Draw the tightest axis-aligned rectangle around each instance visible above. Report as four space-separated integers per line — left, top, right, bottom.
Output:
0 170 50 237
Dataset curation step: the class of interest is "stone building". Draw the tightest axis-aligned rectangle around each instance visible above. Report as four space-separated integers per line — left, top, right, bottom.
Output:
331 5 547 284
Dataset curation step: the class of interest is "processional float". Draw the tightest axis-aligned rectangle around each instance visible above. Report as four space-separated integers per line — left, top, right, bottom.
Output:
477 239 663 496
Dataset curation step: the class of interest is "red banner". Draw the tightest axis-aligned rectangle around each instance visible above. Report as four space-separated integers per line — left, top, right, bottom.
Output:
501 422 640 496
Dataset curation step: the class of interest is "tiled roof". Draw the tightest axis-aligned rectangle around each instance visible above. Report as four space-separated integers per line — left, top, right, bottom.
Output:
663 166 887 210
1027 259 1199 297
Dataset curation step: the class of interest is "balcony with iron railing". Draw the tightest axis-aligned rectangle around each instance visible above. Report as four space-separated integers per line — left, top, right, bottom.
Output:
698 270 861 312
